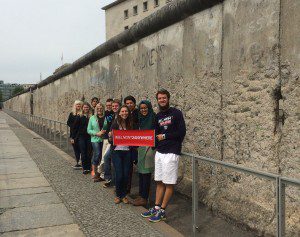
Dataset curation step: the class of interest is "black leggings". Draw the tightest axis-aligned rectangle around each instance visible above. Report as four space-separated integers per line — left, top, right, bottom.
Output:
78 136 92 171
72 141 81 163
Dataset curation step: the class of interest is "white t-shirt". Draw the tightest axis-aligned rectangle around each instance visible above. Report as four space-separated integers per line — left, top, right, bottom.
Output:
114 126 129 151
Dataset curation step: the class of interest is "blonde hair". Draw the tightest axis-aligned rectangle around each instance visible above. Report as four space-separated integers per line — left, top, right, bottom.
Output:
94 103 105 117
72 100 83 115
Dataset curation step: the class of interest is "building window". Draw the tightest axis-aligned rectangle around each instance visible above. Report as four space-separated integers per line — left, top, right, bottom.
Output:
133 5 138 15
124 26 129 30
124 9 129 19
143 1 148 11
154 0 159 7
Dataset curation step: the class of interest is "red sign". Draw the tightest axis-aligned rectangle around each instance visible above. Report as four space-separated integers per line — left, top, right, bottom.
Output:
112 130 155 147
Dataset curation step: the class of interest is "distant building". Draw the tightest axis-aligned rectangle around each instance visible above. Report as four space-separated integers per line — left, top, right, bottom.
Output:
102 0 173 40
22 84 36 90
0 81 20 101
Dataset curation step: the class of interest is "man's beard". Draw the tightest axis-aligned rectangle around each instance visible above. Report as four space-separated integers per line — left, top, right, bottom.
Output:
158 102 170 111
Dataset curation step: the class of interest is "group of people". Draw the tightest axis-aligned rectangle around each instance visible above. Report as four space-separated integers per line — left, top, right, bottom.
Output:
67 89 186 223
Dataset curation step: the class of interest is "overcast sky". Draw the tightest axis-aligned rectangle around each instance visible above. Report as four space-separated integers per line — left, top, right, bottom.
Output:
0 0 113 84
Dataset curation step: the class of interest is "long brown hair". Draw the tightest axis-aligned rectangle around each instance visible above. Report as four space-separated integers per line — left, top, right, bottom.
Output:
79 102 92 118
116 105 133 130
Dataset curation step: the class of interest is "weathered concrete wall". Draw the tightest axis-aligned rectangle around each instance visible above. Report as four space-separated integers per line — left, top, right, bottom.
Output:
4 92 31 114
4 0 300 235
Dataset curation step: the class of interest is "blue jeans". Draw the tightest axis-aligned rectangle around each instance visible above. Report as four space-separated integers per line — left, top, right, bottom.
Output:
103 147 113 180
112 150 132 198
127 149 137 193
91 142 103 166
78 136 92 171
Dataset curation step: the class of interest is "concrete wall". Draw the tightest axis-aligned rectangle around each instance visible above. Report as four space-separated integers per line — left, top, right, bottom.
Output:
5 92 32 115
4 0 300 235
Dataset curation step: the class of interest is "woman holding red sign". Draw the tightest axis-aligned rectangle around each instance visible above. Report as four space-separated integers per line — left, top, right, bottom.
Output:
132 100 156 206
109 105 134 204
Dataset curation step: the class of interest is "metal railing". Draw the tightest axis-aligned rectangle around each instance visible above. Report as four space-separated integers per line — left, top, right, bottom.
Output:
4 109 70 151
3 109 300 237
182 153 300 237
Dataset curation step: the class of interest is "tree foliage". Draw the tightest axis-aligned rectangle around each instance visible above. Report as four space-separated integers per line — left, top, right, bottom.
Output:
12 86 24 96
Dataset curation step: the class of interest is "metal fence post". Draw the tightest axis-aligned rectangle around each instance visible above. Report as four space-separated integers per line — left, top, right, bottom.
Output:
53 121 56 142
45 119 49 138
41 118 44 135
48 120 52 140
43 118 46 136
59 122 62 148
38 117 41 134
35 116 37 132
66 125 69 151
276 177 285 237
37 117 39 133
192 156 199 236
40 117 42 134
33 116 35 131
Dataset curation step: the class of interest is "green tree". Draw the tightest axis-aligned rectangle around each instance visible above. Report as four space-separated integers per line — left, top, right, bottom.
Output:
0 90 3 102
12 86 24 96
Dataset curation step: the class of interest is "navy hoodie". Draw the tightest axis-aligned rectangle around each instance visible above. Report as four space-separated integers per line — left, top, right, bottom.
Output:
155 107 186 155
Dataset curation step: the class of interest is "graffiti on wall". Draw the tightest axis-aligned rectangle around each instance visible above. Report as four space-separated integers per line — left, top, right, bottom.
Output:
133 44 166 69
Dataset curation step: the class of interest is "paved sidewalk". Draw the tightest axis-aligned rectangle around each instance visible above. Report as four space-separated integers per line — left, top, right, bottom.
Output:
0 116 84 236
0 112 181 237
1 111 258 237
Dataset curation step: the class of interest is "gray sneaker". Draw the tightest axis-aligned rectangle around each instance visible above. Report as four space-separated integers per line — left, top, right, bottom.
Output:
72 164 82 170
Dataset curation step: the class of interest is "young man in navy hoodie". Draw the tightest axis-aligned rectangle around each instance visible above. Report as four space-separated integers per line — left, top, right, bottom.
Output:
142 89 186 222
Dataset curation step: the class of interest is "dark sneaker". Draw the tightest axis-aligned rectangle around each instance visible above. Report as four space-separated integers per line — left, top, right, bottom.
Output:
72 164 82 170
141 207 157 218
82 170 90 175
149 209 166 223
93 176 105 182
103 180 111 188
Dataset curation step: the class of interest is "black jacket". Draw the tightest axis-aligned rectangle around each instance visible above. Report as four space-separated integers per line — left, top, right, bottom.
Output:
155 107 186 155
71 115 90 140
67 113 78 138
